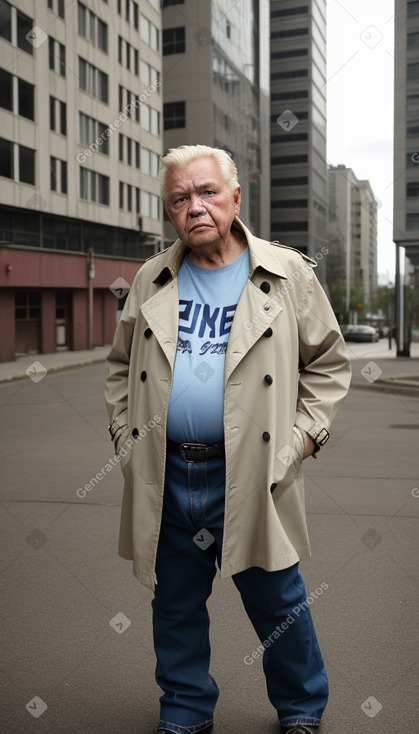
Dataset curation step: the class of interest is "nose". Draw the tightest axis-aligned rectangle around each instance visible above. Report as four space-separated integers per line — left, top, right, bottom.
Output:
188 194 206 216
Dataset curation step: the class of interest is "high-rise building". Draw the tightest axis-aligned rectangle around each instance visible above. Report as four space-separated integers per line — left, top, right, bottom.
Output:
0 0 162 362
270 0 328 281
393 0 419 354
161 0 270 243
327 164 378 318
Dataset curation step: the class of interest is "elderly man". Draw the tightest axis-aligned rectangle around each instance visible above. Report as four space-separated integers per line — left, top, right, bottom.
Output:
105 145 351 734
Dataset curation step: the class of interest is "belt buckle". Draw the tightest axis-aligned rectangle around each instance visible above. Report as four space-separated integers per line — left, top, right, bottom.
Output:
180 442 207 462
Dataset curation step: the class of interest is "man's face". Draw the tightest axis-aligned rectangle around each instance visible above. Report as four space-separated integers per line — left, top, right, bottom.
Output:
164 157 241 251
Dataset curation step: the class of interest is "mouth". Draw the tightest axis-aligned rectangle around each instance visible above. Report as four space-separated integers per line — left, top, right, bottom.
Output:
189 223 211 233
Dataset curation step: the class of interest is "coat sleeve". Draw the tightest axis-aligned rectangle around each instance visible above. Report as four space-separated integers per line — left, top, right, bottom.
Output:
294 265 351 446
104 277 140 447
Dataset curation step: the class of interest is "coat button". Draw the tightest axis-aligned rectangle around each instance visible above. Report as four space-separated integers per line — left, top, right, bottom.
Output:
140 370 147 381
260 281 270 293
270 482 277 493
262 431 270 442
144 328 152 339
264 374 273 385
263 327 273 337
132 428 139 438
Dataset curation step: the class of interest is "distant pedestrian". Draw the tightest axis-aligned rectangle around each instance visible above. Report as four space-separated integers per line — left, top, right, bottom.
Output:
105 144 351 733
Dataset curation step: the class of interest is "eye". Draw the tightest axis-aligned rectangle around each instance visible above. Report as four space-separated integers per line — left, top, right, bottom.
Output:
202 190 215 197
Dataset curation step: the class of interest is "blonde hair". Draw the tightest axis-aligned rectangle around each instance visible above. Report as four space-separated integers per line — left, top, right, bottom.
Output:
159 144 239 200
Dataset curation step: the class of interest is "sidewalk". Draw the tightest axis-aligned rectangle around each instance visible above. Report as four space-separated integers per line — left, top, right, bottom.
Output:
1 343 418 396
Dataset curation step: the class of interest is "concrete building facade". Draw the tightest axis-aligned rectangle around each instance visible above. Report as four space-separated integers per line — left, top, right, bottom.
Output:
0 0 162 362
393 0 419 353
161 0 270 244
269 0 328 281
327 164 378 318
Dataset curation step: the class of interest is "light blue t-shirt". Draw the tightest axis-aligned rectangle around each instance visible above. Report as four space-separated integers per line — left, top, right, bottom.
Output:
167 248 250 443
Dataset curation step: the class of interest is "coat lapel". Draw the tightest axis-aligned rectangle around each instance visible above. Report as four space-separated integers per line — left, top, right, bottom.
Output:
141 280 179 370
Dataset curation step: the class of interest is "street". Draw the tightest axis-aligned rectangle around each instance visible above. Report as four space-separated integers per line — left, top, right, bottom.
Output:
0 362 418 733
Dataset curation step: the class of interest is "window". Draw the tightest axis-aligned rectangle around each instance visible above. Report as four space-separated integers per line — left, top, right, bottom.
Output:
118 36 139 74
271 176 308 186
141 147 159 176
50 96 66 135
48 0 65 18
164 101 185 130
407 32 419 49
0 67 12 110
141 103 160 134
271 199 308 209
271 5 308 17
16 9 33 54
0 136 13 178
118 0 139 29
406 213 419 229
79 113 109 155
271 90 308 100
140 59 160 88
407 125 419 136
140 15 159 51
15 292 41 320
271 48 308 60
271 221 308 232
163 26 185 54
272 133 309 143
0 0 11 41
140 191 159 219
19 144 35 184
271 69 308 80
78 2 108 52
406 182 419 197
407 63 419 81
271 154 308 165
49 37 66 76
119 180 124 209
18 78 34 120
79 57 108 103
407 95 419 112
127 184 132 211
271 28 308 39
162 0 185 6
80 167 109 204
407 1 419 18
50 157 67 193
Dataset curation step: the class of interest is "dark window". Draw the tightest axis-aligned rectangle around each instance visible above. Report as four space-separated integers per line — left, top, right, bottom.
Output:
271 133 308 143
0 0 11 41
407 63 419 82
406 182 419 196
407 32 419 48
407 1 419 19
18 78 34 120
50 96 66 134
407 125 419 136
271 199 308 208
58 0 65 18
0 67 12 110
133 2 138 30
49 37 54 69
271 5 308 17
162 0 185 5
119 134 123 162
406 213 419 229
271 28 308 39
271 176 308 186
19 144 35 185
127 184 132 211
271 111 308 122
272 221 308 232
119 181 124 209
59 43 65 76
0 136 13 178
164 101 185 129
163 27 185 55
271 155 308 165
271 48 308 60
17 9 33 55
271 69 308 80
15 292 41 320
271 90 308 100
98 19 107 52
60 100 67 135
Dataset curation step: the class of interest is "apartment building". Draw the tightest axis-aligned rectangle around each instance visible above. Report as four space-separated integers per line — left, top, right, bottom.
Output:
393 0 419 353
161 0 270 243
327 164 378 317
270 0 328 281
0 0 162 361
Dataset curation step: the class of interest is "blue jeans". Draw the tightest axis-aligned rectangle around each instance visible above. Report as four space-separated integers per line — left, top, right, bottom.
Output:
152 449 328 733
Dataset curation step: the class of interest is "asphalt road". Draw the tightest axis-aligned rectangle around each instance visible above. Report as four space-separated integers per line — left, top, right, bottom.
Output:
0 363 418 733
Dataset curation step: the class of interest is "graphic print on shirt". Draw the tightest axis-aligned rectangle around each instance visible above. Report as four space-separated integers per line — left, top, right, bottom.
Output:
177 300 237 356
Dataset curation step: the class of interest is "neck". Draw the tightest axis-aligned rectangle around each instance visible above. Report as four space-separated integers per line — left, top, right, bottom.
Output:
187 230 247 269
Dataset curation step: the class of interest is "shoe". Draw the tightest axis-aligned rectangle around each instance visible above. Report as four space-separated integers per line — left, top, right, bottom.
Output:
281 727 317 734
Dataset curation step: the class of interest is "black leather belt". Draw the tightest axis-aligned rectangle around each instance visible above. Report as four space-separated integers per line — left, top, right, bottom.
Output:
167 438 225 463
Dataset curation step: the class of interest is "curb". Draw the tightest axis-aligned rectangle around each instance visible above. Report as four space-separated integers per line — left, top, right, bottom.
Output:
351 379 419 398
0 357 107 385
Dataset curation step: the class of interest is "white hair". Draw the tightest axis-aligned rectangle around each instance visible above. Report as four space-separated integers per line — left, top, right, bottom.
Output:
159 144 239 200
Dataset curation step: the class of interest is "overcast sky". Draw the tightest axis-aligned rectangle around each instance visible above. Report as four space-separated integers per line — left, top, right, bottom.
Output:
326 0 396 282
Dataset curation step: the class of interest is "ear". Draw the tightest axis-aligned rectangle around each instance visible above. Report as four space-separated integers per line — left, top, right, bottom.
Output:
233 185 241 215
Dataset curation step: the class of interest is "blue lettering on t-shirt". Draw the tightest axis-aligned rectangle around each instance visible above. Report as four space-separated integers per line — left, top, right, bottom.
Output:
179 300 237 338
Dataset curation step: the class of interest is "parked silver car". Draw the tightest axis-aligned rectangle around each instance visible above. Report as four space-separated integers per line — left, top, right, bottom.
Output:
343 325 379 343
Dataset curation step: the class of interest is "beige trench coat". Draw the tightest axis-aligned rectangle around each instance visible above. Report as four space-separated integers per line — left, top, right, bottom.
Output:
105 219 351 590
